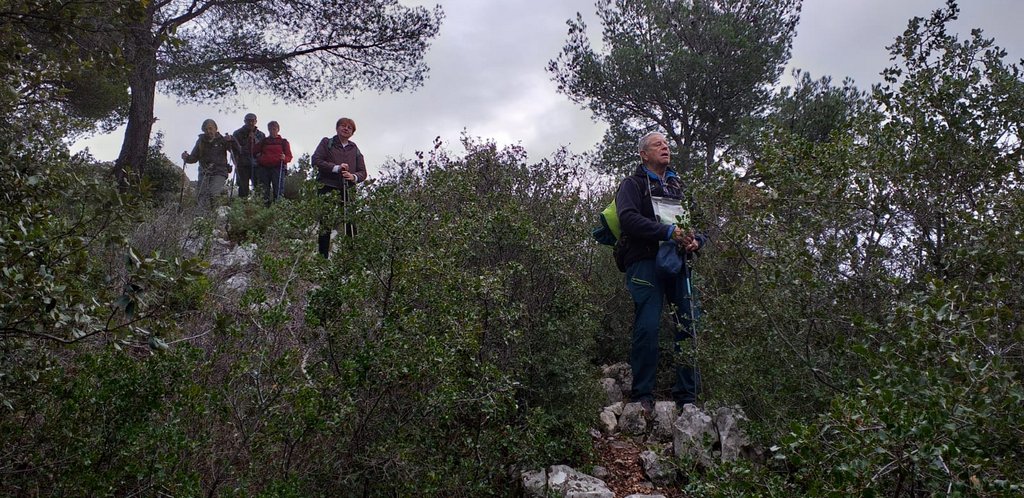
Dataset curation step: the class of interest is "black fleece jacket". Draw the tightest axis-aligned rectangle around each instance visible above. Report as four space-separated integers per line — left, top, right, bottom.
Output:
615 164 707 270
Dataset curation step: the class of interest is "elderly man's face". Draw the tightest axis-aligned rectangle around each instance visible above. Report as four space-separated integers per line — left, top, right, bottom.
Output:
640 134 671 167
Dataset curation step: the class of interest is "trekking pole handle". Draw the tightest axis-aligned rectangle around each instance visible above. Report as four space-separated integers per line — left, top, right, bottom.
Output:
178 159 187 212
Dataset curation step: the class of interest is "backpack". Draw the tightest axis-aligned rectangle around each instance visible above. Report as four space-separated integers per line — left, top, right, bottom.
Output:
592 176 645 246
593 176 649 272
591 200 621 246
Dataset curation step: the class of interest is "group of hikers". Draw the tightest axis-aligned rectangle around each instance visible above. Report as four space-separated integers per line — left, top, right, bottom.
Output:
180 113 366 258
182 118 705 410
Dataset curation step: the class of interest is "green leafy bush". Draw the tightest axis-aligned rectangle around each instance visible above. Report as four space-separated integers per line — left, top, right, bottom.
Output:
226 200 280 243
282 153 315 200
1 348 203 496
142 132 189 207
684 2 1024 494
776 272 1024 496
298 138 603 493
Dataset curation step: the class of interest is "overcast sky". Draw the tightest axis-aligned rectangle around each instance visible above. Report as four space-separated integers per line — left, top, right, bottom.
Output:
73 0 1024 181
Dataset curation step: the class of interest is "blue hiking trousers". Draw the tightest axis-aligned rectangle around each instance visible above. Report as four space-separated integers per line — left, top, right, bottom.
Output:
625 258 700 405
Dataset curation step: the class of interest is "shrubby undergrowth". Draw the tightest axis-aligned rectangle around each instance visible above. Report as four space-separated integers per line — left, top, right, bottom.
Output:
298 139 605 493
3 1 1023 496
2 134 611 495
688 2 1024 495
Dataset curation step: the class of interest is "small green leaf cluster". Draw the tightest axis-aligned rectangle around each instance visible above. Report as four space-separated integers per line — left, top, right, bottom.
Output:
226 198 281 243
140 132 189 207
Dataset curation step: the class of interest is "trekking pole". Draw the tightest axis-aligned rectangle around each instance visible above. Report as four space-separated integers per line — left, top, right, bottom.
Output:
229 153 236 201
195 167 208 212
342 178 350 237
250 157 256 201
277 160 285 201
684 256 700 394
178 159 187 213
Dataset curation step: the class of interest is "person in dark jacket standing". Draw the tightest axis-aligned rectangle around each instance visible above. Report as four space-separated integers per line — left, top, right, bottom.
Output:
181 119 239 211
616 131 707 413
231 113 266 199
311 117 367 258
253 120 292 206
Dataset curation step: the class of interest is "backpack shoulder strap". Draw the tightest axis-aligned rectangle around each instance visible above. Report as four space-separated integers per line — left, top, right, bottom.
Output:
622 175 648 199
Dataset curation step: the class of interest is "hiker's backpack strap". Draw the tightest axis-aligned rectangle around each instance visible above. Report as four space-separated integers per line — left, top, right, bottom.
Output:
593 175 645 246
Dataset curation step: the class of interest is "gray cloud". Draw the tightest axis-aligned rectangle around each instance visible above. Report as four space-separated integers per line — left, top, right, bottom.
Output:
75 0 1024 180
786 0 1024 88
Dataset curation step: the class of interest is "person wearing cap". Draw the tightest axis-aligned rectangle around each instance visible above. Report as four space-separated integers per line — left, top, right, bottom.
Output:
231 113 266 199
311 117 367 258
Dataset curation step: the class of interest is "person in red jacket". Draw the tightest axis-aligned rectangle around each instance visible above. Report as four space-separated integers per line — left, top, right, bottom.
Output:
253 120 292 206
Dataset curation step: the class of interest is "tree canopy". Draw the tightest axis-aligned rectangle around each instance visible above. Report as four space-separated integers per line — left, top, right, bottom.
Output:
108 0 443 185
0 0 136 135
690 2 1024 494
549 0 801 174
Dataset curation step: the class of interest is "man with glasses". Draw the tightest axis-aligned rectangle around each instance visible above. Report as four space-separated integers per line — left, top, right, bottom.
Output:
616 131 706 414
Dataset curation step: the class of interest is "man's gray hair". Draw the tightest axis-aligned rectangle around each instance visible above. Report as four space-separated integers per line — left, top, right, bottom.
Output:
638 131 666 153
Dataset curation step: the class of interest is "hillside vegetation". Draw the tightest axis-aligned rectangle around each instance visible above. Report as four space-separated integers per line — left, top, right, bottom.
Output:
2 0 1022 496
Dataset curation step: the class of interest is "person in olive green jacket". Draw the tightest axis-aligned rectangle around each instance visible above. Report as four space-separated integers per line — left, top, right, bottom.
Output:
181 119 239 211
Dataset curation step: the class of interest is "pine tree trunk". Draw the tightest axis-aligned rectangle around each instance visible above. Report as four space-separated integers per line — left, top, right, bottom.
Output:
114 66 157 190
113 12 159 191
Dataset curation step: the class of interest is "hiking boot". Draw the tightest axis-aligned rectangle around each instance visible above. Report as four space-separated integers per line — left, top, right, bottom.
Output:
639 398 655 415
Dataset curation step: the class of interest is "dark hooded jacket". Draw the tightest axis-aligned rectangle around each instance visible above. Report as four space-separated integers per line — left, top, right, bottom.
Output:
184 134 239 178
232 124 266 160
615 164 706 270
312 136 366 189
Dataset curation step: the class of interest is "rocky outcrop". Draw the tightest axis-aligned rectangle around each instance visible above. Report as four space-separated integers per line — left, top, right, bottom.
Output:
650 401 677 441
618 402 648 436
599 362 631 405
208 242 255 269
673 403 717 467
599 408 618 434
640 450 677 486
521 465 614 498
673 404 760 467
600 377 622 405
526 367 761 496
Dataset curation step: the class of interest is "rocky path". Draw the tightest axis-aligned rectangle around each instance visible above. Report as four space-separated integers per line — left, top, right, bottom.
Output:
594 434 683 497
521 363 759 497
